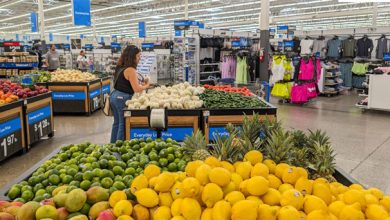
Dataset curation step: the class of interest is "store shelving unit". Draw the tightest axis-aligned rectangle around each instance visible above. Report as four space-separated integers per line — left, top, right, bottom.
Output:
172 37 199 84
322 65 343 97
0 53 38 77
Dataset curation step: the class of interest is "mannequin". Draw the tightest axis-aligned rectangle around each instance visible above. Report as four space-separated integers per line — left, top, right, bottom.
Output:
376 34 389 59
356 35 373 58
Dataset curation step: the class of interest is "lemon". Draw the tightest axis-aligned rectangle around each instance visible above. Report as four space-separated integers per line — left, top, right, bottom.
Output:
135 188 159 208
153 206 171 220
144 164 161 179
148 177 158 188
365 204 389 220
185 160 204 177
277 205 300 220
368 187 384 200
117 216 133 220
246 176 269 196
246 196 264 206
303 195 327 214
339 204 365 220
171 182 184 200
257 204 278 220
231 173 243 191
130 174 148 194
343 189 366 208
109 191 127 208
132 204 149 220
212 200 231 220
244 150 263 165
222 181 236 195
224 191 245 206
381 196 390 212
328 200 346 217
267 174 282 189
200 208 213 220
159 192 173 207
262 188 281 206
231 200 258 220
282 166 300 185
182 177 201 198
221 161 235 172
154 172 176 192
171 216 186 220
313 183 332 205
306 210 337 220
209 167 231 187
171 198 183 216
278 183 294 194
181 198 201 220
235 162 253 180
349 184 364 191
297 167 309 179
365 193 379 205
202 183 223 208
250 163 269 178
295 177 313 196
204 156 221 167
263 159 276 174
195 164 212 185
274 163 289 179
113 200 133 217
280 189 304 210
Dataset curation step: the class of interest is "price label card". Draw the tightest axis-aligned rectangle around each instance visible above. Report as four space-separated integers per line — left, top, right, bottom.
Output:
89 88 101 111
0 117 22 160
27 105 52 144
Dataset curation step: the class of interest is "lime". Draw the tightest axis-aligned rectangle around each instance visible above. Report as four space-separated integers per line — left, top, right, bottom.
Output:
79 203 91 215
83 171 93 181
125 167 136 176
109 186 118 195
166 147 175 154
128 161 139 169
117 161 127 169
90 182 101 188
159 158 169 167
148 161 159 166
35 189 46 197
114 176 123 182
143 144 153 154
80 180 91 190
146 137 153 143
74 172 83 182
92 177 100 183
53 158 61 164
168 163 178 172
166 138 173 143
46 186 57 195
112 166 124 175
162 167 168 172
21 185 33 192
84 147 93 154
59 169 67 174
177 161 186 171
66 186 77 193
174 151 183 159
121 153 130 162
115 140 123 147
14 198 26 203
20 181 28 186
113 181 126 190
33 183 44 193
159 149 168 158
70 180 80 187
138 138 145 143
101 177 113 189
7 187 21 200
122 175 134 187
61 175 73 184
174 158 181 164
129 139 138 146
41 179 49 187
91 162 100 169
92 168 103 177
136 167 143 174
70 146 79 153
91 151 102 159
120 146 128 154
132 144 140 151
67 168 78 176
167 154 175 162
148 153 159 162
28 176 39 186
21 190 34 201
124 189 136 200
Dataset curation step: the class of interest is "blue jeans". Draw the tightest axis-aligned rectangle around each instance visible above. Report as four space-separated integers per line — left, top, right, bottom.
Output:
110 90 132 143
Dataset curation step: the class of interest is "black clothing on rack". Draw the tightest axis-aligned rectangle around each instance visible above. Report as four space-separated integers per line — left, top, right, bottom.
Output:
356 37 373 58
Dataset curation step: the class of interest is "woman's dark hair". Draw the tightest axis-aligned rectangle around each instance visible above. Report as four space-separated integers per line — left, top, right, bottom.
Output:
118 45 140 68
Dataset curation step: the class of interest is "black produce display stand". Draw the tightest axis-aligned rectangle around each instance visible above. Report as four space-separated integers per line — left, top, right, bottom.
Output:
47 79 102 115
23 92 54 148
0 100 26 162
124 109 201 142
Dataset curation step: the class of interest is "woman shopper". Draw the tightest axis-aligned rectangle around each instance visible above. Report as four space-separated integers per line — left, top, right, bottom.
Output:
110 45 149 143
77 50 88 72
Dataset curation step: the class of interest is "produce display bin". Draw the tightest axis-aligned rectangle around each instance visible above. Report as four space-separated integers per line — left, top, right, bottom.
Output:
23 92 54 148
101 76 112 106
124 109 201 142
47 79 102 115
0 100 26 162
203 101 277 142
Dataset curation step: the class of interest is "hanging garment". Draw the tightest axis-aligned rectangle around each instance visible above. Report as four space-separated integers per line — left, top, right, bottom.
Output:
306 82 318 99
352 75 366 89
269 55 286 86
293 39 301 53
221 56 236 79
236 56 248 84
351 62 369 75
271 82 291 99
376 38 389 59
316 59 321 83
340 63 353 88
327 39 342 58
300 39 314 55
313 40 327 58
356 38 374 57
298 58 315 81
317 68 325 93
342 39 357 57
291 83 309 104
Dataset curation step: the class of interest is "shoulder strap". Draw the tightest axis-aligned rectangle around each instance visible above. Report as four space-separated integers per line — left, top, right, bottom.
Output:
113 66 127 87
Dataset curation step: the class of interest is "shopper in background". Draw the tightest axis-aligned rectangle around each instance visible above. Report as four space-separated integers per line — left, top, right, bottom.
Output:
110 45 150 143
45 44 60 72
77 50 88 72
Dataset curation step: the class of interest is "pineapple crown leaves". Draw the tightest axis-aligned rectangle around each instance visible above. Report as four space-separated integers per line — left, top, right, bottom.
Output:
307 129 331 146
289 129 309 149
211 130 242 163
264 129 294 164
308 141 337 176
183 131 208 154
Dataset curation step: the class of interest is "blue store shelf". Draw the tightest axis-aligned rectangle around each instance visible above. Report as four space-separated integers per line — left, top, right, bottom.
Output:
0 62 38 69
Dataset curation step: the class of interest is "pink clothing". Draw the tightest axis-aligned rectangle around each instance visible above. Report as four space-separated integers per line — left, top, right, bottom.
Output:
299 58 315 81
221 56 236 79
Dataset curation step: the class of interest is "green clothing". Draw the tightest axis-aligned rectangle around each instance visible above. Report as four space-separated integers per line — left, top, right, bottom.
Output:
351 62 368 75
236 57 248 84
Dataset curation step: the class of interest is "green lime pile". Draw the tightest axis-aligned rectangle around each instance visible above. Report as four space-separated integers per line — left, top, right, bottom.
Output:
7 138 190 202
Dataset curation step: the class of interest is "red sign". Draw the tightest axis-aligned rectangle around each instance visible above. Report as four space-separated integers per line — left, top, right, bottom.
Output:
3 42 20 46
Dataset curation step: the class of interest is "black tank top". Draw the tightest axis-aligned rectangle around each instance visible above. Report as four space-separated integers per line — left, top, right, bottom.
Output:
114 66 134 94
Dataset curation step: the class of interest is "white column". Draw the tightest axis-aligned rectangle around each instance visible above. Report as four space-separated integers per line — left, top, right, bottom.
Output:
93 16 97 45
260 0 269 30
373 2 378 27
184 0 189 20
38 0 45 41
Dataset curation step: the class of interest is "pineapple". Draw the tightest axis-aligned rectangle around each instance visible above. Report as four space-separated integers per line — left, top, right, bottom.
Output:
309 141 337 182
308 129 331 146
183 131 211 161
290 130 311 169
239 114 264 152
263 129 294 164
210 130 242 163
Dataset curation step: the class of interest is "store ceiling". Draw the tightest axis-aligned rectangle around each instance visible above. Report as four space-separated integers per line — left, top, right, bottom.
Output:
0 0 390 38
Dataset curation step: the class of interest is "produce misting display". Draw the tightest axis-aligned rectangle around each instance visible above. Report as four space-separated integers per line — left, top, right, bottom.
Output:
2 116 390 220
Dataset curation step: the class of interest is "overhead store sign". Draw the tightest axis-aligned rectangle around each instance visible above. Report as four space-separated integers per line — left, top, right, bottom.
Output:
49 33 53 42
64 44 71 51
139 22 146 38
72 0 91 26
2 42 22 52
174 20 196 30
277 25 289 34
175 30 182 37
111 42 121 53
141 43 154 51
31 12 38 33
84 44 93 51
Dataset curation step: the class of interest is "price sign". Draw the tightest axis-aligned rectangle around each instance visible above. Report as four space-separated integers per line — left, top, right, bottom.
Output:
89 88 101 111
0 117 22 160
27 105 52 144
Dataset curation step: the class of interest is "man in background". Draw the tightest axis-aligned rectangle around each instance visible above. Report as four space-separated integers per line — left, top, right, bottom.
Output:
45 44 60 72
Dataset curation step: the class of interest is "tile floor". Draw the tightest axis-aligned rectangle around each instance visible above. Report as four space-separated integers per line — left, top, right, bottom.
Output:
1 91 390 194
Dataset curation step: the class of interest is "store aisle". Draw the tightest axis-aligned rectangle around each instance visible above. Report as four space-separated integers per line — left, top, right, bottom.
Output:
1 93 390 193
